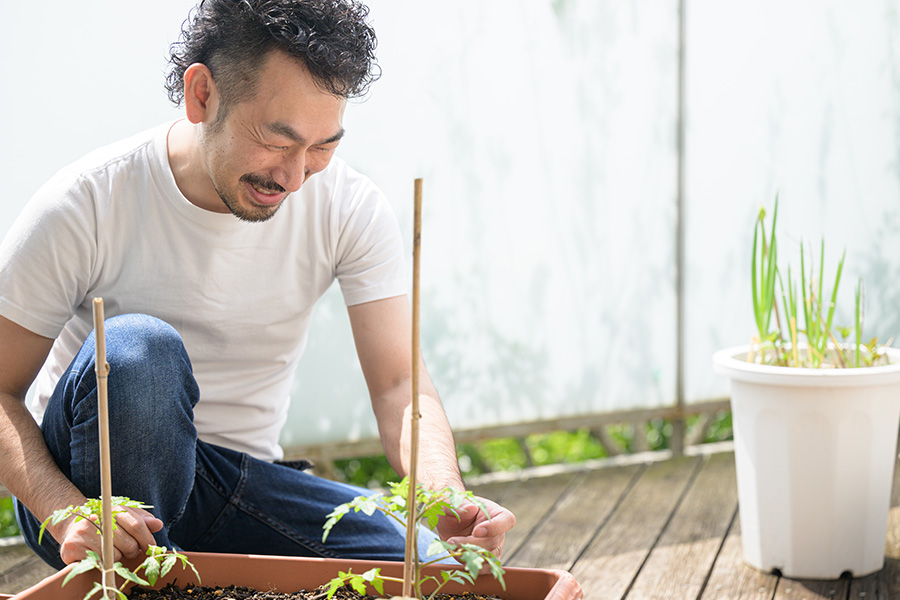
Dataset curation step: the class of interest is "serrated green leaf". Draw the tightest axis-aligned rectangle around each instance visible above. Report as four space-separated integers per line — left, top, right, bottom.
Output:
62 556 100 587
421 502 447 530
427 538 452 557
371 577 384 595
114 562 149 586
141 556 161 585
349 575 367 595
388 478 408 498
175 553 202 584
440 569 471 585
352 494 381 517
322 503 350 542
326 577 343 600
458 546 485 579
161 553 178 577
83 582 105 600
490 561 507 589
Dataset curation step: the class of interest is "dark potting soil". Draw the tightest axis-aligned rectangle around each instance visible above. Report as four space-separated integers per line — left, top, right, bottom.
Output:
128 582 500 600
127 582 374 600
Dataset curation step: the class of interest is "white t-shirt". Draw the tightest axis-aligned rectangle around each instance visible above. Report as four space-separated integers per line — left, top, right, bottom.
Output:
0 121 407 461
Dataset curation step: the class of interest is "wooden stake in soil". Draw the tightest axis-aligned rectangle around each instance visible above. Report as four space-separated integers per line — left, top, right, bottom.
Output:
402 179 424 598
92 298 115 598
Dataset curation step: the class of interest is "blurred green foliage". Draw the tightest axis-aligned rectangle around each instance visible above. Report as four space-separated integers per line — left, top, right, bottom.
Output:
334 411 733 488
0 411 734 537
1 497 18 537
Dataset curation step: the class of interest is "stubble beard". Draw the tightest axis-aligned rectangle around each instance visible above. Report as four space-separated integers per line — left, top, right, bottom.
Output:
216 174 286 223
204 108 284 224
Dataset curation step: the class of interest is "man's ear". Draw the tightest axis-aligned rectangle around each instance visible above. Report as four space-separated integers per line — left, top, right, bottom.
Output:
183 63 219 125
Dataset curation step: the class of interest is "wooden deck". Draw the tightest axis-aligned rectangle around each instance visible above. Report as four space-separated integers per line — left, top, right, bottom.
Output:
4 443 900 599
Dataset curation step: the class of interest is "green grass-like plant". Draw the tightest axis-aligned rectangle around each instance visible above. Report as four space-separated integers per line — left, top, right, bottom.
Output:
322 478 505 600
39 497 199 600
750 197 887 368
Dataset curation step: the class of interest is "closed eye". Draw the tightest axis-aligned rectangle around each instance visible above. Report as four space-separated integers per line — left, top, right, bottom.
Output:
314 143 340 153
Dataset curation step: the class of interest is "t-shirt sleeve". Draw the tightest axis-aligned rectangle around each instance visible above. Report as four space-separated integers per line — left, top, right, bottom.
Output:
332 176 408 307
0 169 97 338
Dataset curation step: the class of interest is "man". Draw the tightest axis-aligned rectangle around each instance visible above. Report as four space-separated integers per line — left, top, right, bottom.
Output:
0 0 514 570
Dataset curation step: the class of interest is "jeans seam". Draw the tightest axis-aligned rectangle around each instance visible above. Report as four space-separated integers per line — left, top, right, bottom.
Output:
70 372 94 487
186 458 240 549
195 454 341 558
229 454 341 558
231 497 343 558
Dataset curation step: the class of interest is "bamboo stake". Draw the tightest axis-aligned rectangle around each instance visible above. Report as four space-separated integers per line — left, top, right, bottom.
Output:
92 298 114 598
402 179 423 598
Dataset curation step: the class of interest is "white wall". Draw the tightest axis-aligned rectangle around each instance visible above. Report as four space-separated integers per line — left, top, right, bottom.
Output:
2 1 898 448
0 1 192 232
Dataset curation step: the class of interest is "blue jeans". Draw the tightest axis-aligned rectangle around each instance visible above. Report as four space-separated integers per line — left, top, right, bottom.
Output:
16 314 441 570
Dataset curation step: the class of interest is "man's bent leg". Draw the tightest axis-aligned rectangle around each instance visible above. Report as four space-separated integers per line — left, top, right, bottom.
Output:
16 314 200 569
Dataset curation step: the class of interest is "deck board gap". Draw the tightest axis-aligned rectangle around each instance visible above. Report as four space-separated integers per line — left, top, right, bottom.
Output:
620 455 706 599
505 470 589 564
695 502 740 600
565 461 649 572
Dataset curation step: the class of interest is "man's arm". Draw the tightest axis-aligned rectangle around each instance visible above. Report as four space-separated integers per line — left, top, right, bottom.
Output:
0 315 160 563
347 296 514 557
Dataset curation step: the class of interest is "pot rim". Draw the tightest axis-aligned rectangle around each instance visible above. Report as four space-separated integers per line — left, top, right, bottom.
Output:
9 551 582 600
713 345 900 387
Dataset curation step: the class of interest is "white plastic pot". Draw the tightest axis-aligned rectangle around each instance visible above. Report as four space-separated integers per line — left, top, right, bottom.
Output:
713 346 900 579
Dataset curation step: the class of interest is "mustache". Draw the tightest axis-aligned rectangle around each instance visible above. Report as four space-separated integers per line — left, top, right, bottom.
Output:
240 174 286 194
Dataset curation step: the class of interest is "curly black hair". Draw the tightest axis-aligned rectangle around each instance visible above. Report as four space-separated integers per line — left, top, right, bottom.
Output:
165 0 380 108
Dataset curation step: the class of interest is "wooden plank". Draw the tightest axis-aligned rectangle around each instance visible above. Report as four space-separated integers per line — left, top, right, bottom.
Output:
847 451 900 599
507 463 642 570
700 511 779 599
0 543 31 575
568 455 702 599
466 477 524 509
0 545 55 596
471 470 579 560
771 578 847 599
625 452 737 600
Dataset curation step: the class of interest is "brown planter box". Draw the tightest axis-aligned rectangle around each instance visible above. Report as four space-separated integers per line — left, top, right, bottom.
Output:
8 551 582 599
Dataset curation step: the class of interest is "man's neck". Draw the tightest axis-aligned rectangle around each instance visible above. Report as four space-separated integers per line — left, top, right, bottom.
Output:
166 119 226 213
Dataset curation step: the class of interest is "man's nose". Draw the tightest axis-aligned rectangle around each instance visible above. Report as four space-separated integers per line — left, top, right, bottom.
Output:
280 153 307 192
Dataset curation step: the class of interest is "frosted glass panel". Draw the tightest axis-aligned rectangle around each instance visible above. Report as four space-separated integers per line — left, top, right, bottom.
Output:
684 1 900 403
284 0 679 446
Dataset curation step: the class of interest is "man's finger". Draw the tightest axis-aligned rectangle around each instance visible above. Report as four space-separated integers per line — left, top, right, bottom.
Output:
115 506 162 554
471 508 515 538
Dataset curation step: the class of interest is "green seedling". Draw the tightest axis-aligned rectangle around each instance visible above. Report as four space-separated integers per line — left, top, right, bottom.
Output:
750 197 887 368
751 199 780 351
322 478 505 600
39 497 199 600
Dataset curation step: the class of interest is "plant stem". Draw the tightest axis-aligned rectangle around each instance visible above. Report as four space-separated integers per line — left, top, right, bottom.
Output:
790 316 799 366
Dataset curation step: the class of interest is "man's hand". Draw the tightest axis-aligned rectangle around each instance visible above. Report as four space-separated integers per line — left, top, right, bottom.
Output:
53 504 163 565
437 496 515 561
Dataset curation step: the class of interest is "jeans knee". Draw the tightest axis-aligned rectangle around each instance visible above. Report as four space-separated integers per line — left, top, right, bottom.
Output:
105 314 187 364
99 314 199 420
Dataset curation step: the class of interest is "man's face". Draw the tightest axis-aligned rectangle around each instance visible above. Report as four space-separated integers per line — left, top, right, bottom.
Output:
199 50 346 222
